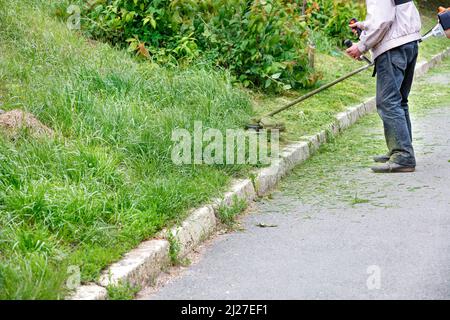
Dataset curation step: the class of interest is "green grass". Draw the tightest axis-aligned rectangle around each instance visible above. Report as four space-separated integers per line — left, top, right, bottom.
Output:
0 0 253 299
0 0 447 300
217 197 248 229
106 282 140 300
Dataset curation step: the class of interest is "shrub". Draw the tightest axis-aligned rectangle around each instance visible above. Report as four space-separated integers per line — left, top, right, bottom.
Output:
305 0 365 44
201 1 314 90
80 0 315 91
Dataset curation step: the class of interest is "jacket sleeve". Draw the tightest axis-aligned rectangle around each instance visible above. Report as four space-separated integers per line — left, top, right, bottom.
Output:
357 0 396 53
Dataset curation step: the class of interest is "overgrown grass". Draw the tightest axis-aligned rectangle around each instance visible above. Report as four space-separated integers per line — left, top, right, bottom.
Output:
0 0 253 299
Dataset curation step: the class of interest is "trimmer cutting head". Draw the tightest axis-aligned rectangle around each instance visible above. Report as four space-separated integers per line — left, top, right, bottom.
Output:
245 123 264 131
245 36 374 133
245 117 286 132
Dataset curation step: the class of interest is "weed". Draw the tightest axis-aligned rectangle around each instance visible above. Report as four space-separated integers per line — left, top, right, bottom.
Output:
80 0 320 91
165 233 181 265
249 172 258 192
0 0 250 298
107 281 140 300
167 233 181 266
217 197 247 229
167 232 191 267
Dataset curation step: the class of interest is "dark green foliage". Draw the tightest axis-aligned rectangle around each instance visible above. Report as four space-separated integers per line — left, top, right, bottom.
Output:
51 1 367 90
80 0 317 91
305 0 365 45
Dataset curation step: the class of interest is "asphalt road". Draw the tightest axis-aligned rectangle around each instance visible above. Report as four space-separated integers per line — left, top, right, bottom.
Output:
139 68 450 300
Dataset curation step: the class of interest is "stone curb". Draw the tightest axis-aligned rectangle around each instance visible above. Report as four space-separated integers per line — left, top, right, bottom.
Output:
98 239 170 288
166 205 217 258
70 46 449 300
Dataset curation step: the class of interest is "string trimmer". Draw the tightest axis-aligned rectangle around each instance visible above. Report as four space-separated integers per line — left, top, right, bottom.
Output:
246 40 373 131
246 7 450 132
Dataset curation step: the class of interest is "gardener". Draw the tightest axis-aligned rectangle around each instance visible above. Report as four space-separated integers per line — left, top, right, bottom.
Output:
346 0 422 173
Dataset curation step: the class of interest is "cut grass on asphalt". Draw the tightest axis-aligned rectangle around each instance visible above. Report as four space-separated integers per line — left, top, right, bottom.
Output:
280 57 450 207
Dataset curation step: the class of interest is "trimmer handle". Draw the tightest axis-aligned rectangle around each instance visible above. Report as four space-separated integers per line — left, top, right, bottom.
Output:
344 40 372 65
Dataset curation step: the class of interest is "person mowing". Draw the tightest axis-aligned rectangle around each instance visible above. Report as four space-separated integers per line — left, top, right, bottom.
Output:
346 0 422 173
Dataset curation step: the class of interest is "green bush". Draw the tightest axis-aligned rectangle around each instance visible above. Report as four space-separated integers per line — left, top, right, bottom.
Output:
305 0 365 44
80 0 315 91
201 1 314 90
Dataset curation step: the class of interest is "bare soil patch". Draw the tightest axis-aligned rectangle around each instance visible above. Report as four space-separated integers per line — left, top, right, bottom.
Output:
0 109 54 139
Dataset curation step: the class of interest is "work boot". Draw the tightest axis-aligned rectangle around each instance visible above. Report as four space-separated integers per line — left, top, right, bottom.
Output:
371 162 415 173
373 154 390 163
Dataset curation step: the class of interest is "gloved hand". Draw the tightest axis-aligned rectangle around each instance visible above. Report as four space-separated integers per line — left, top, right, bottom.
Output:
438 7 450 39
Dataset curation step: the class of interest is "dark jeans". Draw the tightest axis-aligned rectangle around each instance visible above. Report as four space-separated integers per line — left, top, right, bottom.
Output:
375 41 419 167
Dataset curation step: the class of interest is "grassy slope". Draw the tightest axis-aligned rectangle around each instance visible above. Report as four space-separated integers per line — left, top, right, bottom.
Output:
0 0 253 299
0 1 447 299
252 7 449 141
280 56 450 206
